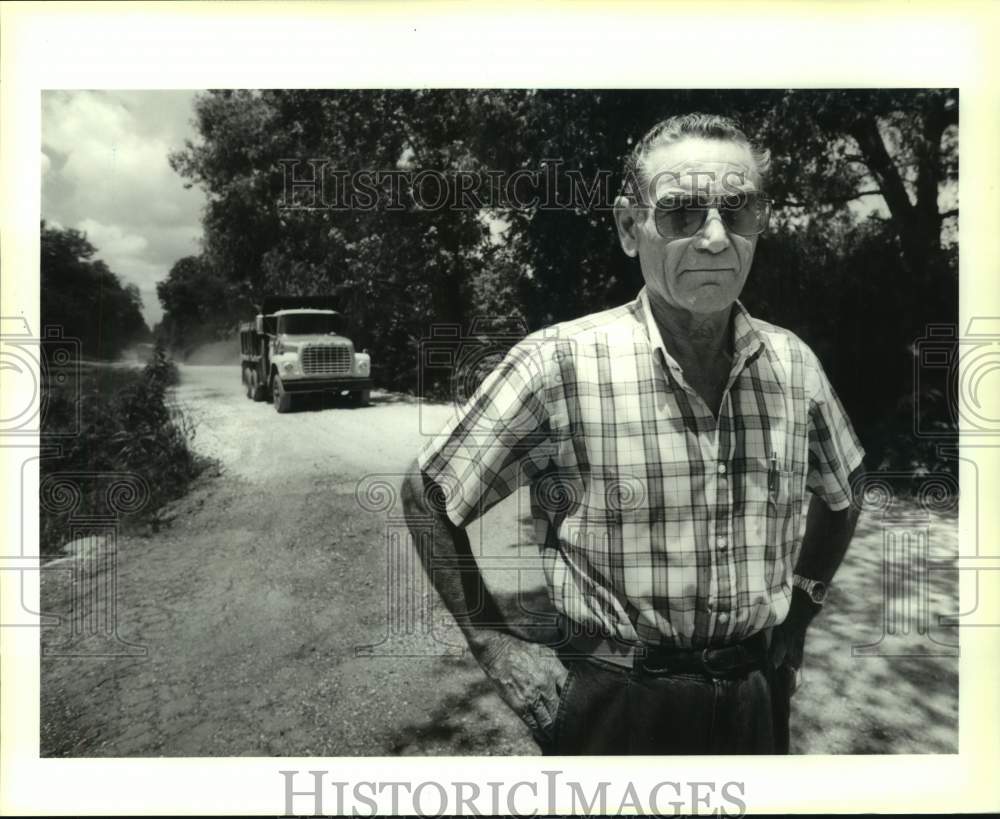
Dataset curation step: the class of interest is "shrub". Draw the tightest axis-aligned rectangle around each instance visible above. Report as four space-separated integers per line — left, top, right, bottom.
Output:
40 350 203 554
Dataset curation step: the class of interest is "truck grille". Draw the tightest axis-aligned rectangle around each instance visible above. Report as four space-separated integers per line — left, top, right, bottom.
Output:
302 344 351 375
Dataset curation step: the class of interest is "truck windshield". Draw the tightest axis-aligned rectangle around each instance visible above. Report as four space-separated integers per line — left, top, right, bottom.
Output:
277 314 341 335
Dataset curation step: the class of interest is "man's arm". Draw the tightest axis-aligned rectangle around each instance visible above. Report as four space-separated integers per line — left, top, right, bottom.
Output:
774 463 865 670
400 461 568 743
794 463 864 585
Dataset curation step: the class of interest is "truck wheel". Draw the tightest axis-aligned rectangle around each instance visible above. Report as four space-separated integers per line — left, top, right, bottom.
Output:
250 371 267 402
272 374 293 413
352 389 371 406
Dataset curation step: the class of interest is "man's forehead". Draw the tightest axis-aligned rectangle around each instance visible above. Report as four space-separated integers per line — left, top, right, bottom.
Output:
642 139 759 196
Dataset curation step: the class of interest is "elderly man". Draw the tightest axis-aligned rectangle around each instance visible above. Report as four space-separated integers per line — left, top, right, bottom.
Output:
402 113 865 755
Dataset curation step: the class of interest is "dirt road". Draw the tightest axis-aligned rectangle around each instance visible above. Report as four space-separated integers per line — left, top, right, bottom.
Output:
40 365 958 756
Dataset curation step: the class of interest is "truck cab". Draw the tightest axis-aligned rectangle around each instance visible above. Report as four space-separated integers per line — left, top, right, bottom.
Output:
240 298 372 413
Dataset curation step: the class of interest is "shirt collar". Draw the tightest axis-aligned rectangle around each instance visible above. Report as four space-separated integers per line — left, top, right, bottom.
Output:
636 287 765 373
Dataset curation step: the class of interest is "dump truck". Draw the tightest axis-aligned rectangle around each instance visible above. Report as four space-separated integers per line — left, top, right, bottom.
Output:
239 296 372 413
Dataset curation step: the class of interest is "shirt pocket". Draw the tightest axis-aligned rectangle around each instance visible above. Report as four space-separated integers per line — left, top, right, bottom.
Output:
741 456 804 550
765 461 806 572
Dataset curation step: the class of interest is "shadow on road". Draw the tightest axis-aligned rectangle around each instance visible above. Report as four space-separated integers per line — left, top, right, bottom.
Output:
788 503 958 753
388 676 519 755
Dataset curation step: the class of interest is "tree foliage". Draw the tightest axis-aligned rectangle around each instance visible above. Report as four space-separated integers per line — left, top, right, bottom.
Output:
168 89 958 473
156 254 244 358
41 221 150 359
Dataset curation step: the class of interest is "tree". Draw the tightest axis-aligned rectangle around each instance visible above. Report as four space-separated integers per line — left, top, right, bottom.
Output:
170 90 495 388
156 255 243 357
754 90 957 279
743 91 958 469
41 221 150 360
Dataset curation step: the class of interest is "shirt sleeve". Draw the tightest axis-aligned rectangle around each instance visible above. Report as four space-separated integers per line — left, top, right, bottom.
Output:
803 347 866 511
417 339 554 528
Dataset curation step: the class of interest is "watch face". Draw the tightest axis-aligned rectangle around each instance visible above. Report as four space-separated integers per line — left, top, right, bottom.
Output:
811 582 828 603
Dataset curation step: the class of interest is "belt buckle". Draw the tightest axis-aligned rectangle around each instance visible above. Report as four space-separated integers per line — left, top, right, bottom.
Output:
700 646 730 677
638 645 673 676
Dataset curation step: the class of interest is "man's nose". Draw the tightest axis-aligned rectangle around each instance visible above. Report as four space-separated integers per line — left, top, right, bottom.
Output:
695 209 730 254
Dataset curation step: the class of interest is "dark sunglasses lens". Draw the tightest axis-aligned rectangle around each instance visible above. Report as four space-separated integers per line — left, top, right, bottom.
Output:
654 201 704 237
724 195 770 235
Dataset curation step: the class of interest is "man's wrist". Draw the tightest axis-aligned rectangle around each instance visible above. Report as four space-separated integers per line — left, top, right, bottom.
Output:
467 627 512 667
793 573 829 605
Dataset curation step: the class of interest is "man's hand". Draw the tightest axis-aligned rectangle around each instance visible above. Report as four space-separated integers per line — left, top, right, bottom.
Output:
475 632 570 745
401 464 571 744
769 594 815 695
769 590 815 671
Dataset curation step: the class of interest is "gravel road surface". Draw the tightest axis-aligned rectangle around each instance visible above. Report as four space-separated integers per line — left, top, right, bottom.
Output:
40 364 958 756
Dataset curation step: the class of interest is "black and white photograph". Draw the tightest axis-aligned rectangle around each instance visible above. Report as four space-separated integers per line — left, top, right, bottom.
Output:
2 3 998 817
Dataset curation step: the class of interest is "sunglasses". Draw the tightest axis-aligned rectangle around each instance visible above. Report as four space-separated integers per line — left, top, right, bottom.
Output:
651 192 773 239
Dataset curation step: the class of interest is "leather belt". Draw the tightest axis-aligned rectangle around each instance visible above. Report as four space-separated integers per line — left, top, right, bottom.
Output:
560 626 769 679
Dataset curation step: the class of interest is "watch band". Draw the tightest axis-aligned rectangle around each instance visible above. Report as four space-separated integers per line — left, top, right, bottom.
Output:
793 574 828 605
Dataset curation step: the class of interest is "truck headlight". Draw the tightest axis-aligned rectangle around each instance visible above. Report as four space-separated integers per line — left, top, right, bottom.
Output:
354 352 370 376
282 361 296 374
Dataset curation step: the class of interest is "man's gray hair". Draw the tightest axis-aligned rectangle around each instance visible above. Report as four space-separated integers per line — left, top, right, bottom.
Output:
622 112 771 203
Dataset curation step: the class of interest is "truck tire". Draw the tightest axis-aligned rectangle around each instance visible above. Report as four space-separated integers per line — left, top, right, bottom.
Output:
352 389 371 406
249 370 265 402
272 374 293 413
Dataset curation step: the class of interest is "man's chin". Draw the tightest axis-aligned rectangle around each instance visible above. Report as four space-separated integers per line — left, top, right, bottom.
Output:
644 280 739 316
681 288 738 315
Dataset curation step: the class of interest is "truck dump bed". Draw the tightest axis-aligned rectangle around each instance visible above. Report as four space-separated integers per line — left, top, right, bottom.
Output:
259 296 339 314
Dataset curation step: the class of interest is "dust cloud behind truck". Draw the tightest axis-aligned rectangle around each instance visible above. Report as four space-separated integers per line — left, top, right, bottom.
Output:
239 296 372 413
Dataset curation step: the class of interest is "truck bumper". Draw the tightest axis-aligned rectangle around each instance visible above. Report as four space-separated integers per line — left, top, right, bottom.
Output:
280 376 373 394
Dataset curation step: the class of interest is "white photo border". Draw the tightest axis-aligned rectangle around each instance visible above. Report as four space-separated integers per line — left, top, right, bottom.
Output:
2 1 998 815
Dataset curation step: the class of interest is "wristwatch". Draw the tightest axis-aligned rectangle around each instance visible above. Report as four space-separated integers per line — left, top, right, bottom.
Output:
793 574 828 606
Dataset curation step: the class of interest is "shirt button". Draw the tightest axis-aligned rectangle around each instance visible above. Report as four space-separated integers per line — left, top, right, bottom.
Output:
716 536 728 550
717 612 730 625
717 462 727 475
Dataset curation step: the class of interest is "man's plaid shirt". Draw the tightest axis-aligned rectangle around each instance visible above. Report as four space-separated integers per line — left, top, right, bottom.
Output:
418 288 865 649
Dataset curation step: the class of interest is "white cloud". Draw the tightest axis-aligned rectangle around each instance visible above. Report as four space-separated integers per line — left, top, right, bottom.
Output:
41 91 207 325
77 218 149 258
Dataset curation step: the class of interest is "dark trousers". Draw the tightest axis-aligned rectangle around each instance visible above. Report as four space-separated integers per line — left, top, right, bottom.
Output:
542 655 793 755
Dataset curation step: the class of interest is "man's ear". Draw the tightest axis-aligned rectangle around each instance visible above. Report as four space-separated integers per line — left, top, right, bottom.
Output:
613 195 640 258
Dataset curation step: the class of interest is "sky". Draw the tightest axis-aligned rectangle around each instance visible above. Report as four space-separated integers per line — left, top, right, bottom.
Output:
41 90 206 327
